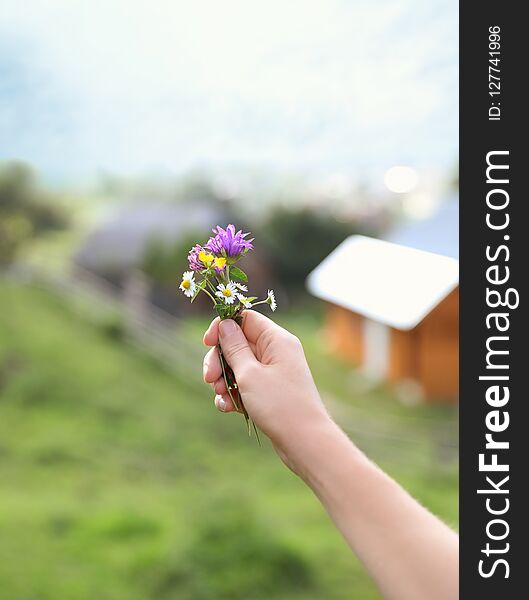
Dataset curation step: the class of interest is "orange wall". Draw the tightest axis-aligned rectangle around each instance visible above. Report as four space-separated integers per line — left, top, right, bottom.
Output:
415 288 459 401
325 288 459 403
325 304 363 365
388 327 417 383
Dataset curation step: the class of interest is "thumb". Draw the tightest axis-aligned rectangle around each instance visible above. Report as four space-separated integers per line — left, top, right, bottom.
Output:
218 319 257 373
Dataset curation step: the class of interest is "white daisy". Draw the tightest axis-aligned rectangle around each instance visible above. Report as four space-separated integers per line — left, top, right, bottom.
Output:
216 281 237 304
234 283 248 292
266 289 277 312
237 294 253 308
179 271 197 298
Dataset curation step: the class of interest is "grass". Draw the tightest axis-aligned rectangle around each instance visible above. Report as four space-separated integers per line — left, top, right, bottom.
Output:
0 280 457 599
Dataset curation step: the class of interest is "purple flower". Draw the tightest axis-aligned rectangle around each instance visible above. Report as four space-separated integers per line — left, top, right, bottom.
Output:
187 244 205 271
205 224 254 258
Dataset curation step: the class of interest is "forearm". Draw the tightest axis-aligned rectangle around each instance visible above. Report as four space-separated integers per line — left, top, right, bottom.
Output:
280 418 459 600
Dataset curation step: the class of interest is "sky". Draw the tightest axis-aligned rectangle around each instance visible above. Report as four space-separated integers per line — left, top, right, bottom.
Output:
0 0 457 184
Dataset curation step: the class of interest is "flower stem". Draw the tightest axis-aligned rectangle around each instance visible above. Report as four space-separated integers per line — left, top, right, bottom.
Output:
217 344 243 414
201 287 217 305
205 278 217 295
217 342 261 445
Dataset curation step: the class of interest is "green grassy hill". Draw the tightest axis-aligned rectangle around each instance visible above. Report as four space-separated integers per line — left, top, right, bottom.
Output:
0 280 457 599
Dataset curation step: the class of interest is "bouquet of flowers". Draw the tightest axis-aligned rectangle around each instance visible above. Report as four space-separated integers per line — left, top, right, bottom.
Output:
179 224 277 442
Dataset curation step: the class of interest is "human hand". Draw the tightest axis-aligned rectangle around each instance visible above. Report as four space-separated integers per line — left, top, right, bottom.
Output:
202 310 332 470
203 313 459 600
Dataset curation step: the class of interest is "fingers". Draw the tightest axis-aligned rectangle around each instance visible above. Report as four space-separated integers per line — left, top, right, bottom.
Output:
239 310 277 345
218 319 258 373
214 393 236 413
212 376 227 395
203 310 281 417
203 349 251 396
203 310 277 348
203 317 220 347
202 348 234 394
203 346 222 383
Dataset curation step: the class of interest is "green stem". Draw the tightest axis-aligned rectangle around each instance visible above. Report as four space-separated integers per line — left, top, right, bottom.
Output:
201 287 217 305
217 340 260 444
218 344 243 414
251 420 262 446
251 299 268 307
205 278 217 295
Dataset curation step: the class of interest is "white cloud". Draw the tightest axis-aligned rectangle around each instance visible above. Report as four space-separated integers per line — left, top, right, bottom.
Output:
0 0 457 180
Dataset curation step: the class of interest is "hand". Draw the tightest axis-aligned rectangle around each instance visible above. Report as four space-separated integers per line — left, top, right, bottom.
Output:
203 312 459 600
202 310 331 470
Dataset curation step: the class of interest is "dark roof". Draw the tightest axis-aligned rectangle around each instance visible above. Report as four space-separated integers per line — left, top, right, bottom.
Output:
75 199 231 272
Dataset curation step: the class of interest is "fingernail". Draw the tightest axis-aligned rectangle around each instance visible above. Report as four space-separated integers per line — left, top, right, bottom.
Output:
219 319 237 337
203 362 208 380
216 395 227 411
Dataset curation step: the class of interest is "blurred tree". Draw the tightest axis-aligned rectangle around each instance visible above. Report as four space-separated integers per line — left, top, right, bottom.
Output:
141 232 211 314
0 161 68 265
260 206 367 293
141 233 201 286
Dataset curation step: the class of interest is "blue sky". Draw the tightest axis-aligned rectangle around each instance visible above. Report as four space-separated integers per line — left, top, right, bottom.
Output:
0 0 457 183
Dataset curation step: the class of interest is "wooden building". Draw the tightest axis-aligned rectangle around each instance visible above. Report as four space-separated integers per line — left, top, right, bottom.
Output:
307 235 459 403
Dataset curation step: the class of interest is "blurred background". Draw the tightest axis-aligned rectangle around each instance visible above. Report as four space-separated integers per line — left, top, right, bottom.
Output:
0 1 458 598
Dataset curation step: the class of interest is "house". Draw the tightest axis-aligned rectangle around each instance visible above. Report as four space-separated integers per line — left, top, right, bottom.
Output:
74 198 233 276
73 197 272 315
307 203 459 402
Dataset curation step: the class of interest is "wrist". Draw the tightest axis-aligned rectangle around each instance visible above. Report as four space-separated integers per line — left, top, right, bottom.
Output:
274 413 364 483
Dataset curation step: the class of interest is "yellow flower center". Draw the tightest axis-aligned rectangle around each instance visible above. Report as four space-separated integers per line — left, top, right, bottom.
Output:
222 288 232 297
182 279 191 289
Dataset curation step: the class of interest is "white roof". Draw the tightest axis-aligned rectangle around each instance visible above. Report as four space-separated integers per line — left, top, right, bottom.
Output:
307 235 459 330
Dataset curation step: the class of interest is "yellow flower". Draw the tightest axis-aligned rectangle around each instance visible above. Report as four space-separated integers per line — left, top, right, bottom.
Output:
198 250 215 267
213 257 226 270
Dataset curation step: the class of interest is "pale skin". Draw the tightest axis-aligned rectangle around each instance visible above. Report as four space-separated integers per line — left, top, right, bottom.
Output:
202 310 459 600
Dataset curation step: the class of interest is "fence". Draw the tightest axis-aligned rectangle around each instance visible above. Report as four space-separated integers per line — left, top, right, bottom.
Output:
8 262 205 378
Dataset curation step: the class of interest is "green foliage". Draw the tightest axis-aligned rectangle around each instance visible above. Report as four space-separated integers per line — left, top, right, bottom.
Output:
97 314 127 341
0 162 68 265
0 282 341 599
0 281 457 599
190 279 207 303
141 233 201 285
228 266 248 282
150 499 313 600
260 206 367 292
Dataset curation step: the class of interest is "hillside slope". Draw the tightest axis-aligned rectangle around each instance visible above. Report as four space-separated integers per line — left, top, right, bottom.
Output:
0 281 382 599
